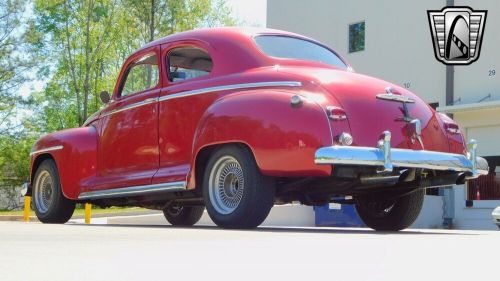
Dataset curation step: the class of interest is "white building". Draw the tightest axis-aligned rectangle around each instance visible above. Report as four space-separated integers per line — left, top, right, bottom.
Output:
267 0 500 229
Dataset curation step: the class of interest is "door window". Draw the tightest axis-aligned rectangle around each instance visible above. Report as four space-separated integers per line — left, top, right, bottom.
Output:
121 53 159 97
167 47 212 82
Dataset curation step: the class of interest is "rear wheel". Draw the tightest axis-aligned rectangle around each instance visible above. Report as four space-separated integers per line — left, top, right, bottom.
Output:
203 145 275 229
33 159 75 223
162 204 204 226
355 189 425 231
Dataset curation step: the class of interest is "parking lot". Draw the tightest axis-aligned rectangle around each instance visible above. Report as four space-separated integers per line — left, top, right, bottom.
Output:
1 220 498 281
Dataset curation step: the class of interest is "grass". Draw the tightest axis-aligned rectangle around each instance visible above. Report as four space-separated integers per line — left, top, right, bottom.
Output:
0 206 148 217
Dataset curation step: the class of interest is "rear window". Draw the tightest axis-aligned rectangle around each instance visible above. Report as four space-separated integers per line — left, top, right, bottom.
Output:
254 35 347 69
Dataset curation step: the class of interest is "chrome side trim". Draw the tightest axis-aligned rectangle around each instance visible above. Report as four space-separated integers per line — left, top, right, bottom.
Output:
99 81 302 117
158 81 302 102
78 181 187 200
101 97 158 117
29 145 64 156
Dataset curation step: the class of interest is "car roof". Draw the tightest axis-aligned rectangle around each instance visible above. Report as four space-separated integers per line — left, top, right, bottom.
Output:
129 27 349 74
134 27 315 55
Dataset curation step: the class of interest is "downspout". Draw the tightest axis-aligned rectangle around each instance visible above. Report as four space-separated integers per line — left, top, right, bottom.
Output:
443 0 456 229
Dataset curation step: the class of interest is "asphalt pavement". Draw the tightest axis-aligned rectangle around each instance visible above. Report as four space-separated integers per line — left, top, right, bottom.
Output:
1 221 498 281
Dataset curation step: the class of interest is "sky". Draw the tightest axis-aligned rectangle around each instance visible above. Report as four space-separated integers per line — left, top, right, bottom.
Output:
225 0 267 27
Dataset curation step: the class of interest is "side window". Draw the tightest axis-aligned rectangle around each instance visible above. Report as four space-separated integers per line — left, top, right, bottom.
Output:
167 47 212 82
121 53 159 97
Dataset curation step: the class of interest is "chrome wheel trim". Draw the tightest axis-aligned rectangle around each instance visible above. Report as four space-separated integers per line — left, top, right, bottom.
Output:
34 170 54 214
208 155 245 215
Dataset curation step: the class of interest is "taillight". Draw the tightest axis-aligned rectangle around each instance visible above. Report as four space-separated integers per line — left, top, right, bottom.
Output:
438 113 461 134
326 106 347 121
444 122 460 134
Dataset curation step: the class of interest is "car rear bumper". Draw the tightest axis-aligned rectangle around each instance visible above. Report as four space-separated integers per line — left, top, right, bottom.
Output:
314 132 489 178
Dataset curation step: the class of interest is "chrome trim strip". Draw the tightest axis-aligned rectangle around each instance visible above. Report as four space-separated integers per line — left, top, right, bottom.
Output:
78 181 187 200
29 145 64 156
99 81 301 117
158 81 302 102
315 143 489 176
376 93 415 103
101 97 158 117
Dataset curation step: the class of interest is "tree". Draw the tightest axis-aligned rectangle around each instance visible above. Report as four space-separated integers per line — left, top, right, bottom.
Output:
34 0 121 126
122 0 235 46
32 0 235 130
0 0 36 135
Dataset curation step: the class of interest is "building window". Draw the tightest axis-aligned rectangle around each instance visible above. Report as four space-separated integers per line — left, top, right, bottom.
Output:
349 21 365 53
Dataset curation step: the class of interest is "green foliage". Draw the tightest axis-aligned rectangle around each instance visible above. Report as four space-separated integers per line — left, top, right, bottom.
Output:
30 0 235 130
0 0 36 133
0 1 39 209
0 0 236 209
0 132 35 183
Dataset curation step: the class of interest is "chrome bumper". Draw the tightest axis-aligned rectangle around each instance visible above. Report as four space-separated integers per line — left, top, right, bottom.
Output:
314 131 489 178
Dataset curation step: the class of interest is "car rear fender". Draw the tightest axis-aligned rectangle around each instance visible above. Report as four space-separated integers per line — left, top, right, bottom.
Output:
187 89 333 189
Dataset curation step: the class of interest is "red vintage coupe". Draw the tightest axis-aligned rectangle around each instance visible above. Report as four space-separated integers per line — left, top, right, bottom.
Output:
25 28 488 231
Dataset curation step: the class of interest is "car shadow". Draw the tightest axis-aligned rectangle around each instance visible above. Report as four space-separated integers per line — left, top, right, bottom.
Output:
66 223 477 235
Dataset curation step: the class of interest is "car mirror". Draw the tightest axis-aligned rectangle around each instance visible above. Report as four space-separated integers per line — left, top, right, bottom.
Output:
100 91 111 104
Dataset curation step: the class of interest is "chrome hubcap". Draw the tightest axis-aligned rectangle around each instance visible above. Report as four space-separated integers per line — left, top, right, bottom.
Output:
208 156 244 214
34 170 53 214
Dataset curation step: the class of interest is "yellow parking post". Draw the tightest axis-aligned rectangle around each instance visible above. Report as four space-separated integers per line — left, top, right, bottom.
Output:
23 196 31 222
84 203 92 224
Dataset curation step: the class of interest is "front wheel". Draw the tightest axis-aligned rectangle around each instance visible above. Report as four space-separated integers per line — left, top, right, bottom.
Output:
162 204 205 226
203 145 276 229
355 189 425 231
32 159 76 223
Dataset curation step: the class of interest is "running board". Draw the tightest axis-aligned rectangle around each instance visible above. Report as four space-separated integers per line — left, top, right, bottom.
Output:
77 181 187 200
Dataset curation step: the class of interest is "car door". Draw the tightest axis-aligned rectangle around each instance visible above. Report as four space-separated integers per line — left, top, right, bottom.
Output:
152 42 217 185
95 47 161 190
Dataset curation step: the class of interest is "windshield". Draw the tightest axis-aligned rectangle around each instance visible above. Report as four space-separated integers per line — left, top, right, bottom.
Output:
254 35 348 69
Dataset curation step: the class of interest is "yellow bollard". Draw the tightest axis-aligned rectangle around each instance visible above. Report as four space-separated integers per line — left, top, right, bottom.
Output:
84 203 92 224
23 196 31 222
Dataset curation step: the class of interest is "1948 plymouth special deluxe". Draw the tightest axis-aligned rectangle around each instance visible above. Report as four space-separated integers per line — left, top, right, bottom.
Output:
25 27 489 231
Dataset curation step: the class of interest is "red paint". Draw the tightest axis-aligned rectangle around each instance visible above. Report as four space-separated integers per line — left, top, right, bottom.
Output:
29 28 467 199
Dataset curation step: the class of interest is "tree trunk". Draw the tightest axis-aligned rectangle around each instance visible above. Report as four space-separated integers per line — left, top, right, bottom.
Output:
146 0 155 87
82 0 95 124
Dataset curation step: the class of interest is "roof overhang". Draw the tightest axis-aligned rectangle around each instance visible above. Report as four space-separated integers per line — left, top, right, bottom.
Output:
437 100 500 114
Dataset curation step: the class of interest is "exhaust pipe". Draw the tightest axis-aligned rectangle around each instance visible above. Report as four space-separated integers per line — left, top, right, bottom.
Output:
456 172 472 185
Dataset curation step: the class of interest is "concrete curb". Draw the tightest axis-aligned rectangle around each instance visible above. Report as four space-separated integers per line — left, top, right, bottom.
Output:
0 210 158 222
0 215 39 222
